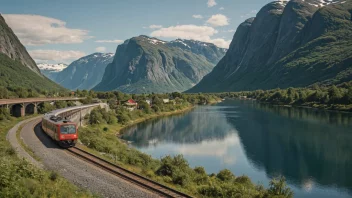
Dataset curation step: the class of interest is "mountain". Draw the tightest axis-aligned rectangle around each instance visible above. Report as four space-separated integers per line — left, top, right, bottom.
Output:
93 36 226 93
38 63 68 80
188 0 352 93
54 53 114 90
0 14 65 93
0 14 40 75
167 39 227 64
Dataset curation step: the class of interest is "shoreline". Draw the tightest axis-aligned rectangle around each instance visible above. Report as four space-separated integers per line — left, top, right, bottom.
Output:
233 98 352 113
116 105 196 139
116 99 223 139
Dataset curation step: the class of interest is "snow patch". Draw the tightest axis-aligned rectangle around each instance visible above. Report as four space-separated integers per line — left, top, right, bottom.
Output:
37 63 68 72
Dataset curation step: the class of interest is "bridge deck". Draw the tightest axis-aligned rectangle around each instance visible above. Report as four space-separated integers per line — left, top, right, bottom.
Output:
0 97 82 106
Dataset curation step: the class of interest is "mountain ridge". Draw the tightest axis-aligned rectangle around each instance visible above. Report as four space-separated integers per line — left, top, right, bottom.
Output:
93 35 226 93
0 14 41 75
54 53 114 90
188 0 352 93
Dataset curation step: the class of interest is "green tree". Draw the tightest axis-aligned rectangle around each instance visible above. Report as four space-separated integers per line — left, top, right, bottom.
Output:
138 100 151 114
89 109 103 125
38 102 55 114
0 86 8 99
328 85 343 103
55 101 67 109
216 169 235 182
15 87 28 98
266 176 293 198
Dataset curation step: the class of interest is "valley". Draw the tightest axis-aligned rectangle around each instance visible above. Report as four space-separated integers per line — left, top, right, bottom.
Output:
0 0 352 197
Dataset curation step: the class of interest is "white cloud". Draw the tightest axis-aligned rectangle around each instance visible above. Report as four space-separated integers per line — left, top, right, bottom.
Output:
3 14 91 46
219 7 225 10
29 50 85 63
206 14 229 27
149 25 163 29
209 38 231 49
192 15 203 19
150 24 231 48
207 0 217 7
95 47 106 52
241 10 258 19
151 25 218 41
95 39 123 44
224 29 235 33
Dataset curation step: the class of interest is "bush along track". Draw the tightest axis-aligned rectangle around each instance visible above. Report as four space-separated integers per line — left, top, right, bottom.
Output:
0 113 94 198
78 100 294 198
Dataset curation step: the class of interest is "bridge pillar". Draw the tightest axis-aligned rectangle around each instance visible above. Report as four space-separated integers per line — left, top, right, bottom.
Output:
21 104 25 117
34 103 38 114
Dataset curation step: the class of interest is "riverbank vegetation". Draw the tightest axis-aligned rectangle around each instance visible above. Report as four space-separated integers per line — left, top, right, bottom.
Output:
221 81 352 111
79 93 293 198
0 116 94 197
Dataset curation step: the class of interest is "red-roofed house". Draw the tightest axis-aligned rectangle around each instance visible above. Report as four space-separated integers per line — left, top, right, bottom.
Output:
124 99 138 111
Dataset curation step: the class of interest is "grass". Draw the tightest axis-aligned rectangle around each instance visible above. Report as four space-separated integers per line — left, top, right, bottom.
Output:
0 115 95 198
0 53 66 95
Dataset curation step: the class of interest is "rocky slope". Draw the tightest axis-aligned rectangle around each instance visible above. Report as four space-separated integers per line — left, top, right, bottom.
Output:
0 14 41 75
188 0 352 93
38 63 68 80
0 14 65 92
167 39 227 64
93 36 226 93
55 53 114 90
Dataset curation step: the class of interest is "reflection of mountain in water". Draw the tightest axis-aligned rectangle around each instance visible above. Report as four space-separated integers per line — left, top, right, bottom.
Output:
121 106 237 147
226 100 352 193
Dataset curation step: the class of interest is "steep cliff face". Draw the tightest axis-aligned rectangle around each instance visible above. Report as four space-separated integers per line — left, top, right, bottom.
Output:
167 39 227 64
93 36 226 93
54 53 114 90
0 14 65 92
188 0 352 93
0 14 41 75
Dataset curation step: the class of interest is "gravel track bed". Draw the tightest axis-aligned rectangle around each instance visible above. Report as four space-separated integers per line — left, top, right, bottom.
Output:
19 118 158 198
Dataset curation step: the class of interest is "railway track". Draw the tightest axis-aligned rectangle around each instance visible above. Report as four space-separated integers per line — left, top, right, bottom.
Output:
67 147 193 198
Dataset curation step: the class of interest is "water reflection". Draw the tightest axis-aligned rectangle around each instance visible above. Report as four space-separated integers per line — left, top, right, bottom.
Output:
121 106 237 147
224 100 352 192
122 100 352 197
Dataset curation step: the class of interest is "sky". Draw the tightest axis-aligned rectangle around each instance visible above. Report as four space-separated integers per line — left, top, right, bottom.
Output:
1 0 275 64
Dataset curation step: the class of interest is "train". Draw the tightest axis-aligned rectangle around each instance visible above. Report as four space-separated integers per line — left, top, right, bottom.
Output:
41 114 78 148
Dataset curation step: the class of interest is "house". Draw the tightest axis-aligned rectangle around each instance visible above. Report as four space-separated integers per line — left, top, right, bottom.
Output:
145 99 151 106
239 96 247 100
123 99 138 111
163 99 170 104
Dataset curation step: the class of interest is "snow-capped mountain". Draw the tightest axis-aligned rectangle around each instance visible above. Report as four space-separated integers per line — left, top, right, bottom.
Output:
54 53 114 90
38 63 68 72
93 35 227 93
38 63 68 80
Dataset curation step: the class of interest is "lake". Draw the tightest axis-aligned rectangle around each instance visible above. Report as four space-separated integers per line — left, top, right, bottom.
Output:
121 99 352 198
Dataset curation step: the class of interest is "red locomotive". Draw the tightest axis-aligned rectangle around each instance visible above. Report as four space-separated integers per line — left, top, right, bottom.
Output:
42 115 78 148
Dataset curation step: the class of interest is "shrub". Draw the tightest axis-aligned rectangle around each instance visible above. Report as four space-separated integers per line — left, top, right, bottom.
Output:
5 148 16 156
217 169 235 182
266 176 293 198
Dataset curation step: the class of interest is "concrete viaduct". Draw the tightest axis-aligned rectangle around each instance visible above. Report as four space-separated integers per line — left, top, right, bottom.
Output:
0 97 83 117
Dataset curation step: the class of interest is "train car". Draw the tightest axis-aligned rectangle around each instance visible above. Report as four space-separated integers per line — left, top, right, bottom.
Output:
42 115 78 148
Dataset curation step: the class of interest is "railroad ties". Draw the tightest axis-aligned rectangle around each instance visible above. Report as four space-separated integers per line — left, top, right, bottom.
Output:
67 147 193 198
